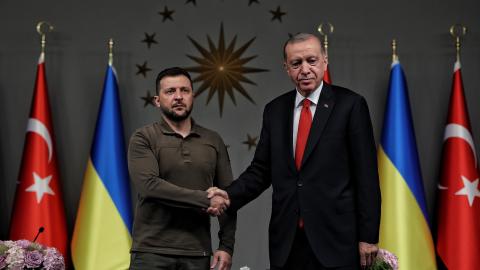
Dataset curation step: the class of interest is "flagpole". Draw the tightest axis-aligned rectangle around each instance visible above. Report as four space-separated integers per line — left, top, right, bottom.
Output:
108 38 114 66
317 22 334 84
449 24 467 62
36 21 54 54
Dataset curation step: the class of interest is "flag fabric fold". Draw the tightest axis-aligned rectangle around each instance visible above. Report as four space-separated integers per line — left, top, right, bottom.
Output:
378 60 436 269
71 64 133 270
323 65 332 84
436 60 480 270
9 52 68 257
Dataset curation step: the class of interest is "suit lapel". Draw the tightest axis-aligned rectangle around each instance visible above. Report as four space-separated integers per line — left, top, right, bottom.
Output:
285 91 297 172
301 84 335 168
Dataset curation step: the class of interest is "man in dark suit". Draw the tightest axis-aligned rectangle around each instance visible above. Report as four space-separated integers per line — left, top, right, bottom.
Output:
208 33 381 270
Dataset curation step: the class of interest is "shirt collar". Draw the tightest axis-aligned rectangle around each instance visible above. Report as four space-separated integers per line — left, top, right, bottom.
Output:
294 81 323 108
159 117 201 137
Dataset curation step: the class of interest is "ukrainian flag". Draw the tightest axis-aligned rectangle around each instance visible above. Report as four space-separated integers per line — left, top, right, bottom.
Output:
378 59 436 269
71 63 133 269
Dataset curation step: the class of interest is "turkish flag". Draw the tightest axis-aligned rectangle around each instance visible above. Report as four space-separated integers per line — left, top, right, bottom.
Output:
9 53 68 258
436 60 480 270
323 66 332 84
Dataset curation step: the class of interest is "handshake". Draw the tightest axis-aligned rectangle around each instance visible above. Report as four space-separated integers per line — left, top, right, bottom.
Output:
206 187 230 216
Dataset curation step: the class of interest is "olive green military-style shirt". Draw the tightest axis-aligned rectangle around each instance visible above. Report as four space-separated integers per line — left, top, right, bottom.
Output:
128 118 236 256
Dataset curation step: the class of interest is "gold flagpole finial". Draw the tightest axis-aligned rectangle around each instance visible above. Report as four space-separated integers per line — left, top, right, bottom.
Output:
449 24 467 62
108 38 114 66
36 21 54 54
317 22 334 57
392 39 398 62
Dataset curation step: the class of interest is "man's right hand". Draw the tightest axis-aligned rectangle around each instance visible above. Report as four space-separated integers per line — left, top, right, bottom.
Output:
206 187 230 216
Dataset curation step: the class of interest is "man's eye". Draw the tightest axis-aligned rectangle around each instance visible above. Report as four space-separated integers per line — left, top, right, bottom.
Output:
307 58 318 65
291 62 301 68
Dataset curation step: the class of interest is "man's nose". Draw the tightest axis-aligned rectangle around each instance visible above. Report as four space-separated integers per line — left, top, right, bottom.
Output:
174 90 183 99
299 62 310 74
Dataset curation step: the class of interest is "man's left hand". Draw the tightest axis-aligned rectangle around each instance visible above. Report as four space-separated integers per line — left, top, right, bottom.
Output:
210 250 232 270
359 242 378 269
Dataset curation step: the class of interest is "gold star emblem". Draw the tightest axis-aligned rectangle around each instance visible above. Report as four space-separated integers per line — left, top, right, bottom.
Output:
242 134 258 150
140 90 156 107
185 24 268 116
142 32 158 49
158 6 175 22
270 6 286 22
136 61 152 78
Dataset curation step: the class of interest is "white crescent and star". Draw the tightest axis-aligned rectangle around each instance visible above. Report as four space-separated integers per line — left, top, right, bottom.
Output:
455 175 480 207
24 117 55 203
25 172 55 203
438 123 478 191
438 120 480 207
443 123 477 167
27 118 53 163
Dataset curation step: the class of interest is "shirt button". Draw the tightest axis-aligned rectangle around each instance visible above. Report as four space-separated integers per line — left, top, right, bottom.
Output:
297 182 303 187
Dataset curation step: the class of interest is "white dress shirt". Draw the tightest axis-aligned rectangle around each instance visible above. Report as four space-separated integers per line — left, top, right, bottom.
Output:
292 82 323 157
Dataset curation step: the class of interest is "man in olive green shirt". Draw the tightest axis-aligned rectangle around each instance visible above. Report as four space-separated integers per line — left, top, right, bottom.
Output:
128 67 235 270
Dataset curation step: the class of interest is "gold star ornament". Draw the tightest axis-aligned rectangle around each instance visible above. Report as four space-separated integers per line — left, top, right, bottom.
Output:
270 6 286 22
243 134 258 151
140 90 156 107
136 61 152 78
185 24 268 116
142 32 158 49
158 6 175 22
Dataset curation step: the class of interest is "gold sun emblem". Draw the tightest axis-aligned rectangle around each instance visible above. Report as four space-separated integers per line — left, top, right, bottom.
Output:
185 24 268 116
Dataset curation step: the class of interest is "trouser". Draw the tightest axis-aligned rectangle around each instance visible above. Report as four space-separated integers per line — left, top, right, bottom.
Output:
270 228 359 270
129 252 210 270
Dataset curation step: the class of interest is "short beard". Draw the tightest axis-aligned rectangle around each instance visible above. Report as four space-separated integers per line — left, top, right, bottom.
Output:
160 104 193 122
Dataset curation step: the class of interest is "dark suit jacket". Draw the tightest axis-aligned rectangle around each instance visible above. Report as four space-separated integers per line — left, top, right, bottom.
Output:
226 83 381 268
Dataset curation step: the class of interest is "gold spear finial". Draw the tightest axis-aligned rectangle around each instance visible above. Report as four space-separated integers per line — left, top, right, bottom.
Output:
317 22 334 57
392 39 398 63
449 24 467 62
36 21 54 54
108 38 114 66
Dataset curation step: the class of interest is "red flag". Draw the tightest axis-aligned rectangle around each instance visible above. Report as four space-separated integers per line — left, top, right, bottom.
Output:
9 53 68 257
323 65 332 84
436 60 480 270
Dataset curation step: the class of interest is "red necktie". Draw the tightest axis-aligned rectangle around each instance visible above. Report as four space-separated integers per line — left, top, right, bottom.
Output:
295 99 311 229
295 99 312 170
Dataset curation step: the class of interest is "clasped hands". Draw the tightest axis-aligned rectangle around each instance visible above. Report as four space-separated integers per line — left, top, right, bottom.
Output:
206 187 230 216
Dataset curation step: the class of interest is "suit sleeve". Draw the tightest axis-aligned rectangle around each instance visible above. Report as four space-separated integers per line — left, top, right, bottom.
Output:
226 105 273 212
214 137 237 256
348 96 381 243
128 129 210 209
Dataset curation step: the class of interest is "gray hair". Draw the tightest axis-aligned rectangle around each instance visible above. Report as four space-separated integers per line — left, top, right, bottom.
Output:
283 33 325 59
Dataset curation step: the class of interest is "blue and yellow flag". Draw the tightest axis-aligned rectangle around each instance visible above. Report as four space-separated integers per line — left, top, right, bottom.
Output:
71 64 133 269
378 60 436 269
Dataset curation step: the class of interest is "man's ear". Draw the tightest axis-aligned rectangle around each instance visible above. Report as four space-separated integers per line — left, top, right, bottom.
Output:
153 95 161 107
283 62 289 74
